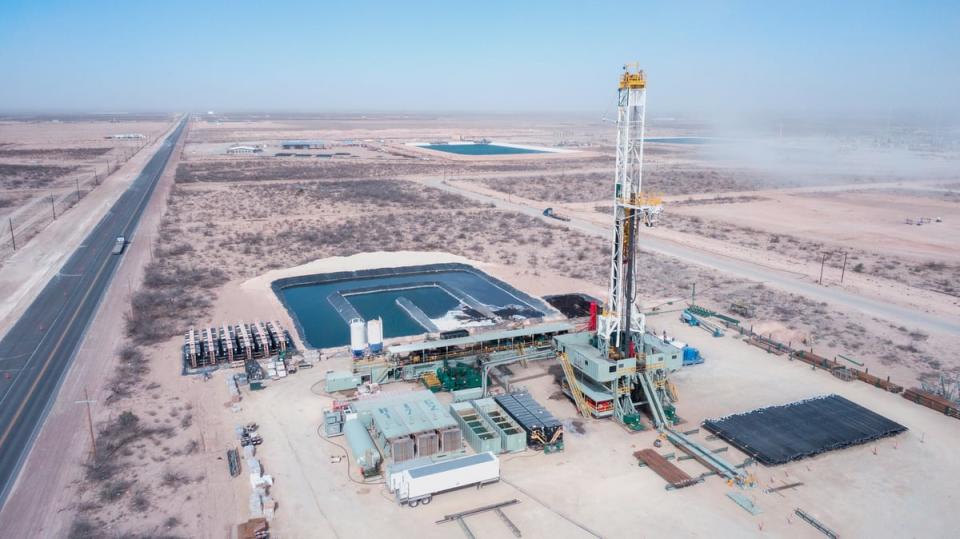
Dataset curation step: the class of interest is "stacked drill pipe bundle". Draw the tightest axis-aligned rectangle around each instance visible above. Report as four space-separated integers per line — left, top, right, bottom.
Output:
792 349 836 370
854 369 903 393
830 366 856 382
731 323 907 396
494 392 563 450
747 334 787 355
633 449 699 489
703 394 907 466
902 388 960 419
793 350 903 393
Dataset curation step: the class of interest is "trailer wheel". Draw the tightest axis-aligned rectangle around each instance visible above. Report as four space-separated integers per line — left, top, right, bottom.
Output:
409 499 420 508
421 496 432 505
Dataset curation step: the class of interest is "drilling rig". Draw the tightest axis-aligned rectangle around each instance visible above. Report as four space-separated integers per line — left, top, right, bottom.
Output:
554 65 671 431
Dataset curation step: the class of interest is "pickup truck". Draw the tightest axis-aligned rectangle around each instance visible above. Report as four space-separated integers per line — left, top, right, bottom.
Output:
112 236 126 255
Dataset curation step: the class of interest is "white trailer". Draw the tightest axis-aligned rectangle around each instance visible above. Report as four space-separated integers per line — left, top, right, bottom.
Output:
394 452 499 507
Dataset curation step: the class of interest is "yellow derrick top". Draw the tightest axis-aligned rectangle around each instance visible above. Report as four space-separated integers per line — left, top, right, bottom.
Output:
619 65 646 89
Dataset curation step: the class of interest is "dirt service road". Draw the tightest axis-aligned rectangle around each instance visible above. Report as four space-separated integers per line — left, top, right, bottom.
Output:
424 177 960 337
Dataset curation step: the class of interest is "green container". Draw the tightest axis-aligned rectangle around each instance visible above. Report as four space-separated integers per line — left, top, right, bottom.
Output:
450 402 501 454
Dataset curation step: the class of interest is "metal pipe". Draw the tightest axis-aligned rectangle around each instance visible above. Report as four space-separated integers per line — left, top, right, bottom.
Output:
436 499 520 523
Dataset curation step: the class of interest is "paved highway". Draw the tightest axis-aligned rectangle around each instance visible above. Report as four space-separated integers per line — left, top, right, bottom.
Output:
0 119 186 506
425 178 960 337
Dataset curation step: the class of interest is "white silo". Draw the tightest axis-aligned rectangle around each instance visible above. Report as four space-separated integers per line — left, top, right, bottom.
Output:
367 318 383 354
349 318 366 358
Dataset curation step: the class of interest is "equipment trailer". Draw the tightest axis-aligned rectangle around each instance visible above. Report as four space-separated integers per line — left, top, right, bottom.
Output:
394 452 500 507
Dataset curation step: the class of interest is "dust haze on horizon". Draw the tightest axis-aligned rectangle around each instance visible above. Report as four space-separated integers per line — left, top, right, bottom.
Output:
0 1 958 128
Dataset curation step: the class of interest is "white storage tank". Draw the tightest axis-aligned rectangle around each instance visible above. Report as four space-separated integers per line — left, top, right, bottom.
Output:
367 318 383 353
350 318 366 358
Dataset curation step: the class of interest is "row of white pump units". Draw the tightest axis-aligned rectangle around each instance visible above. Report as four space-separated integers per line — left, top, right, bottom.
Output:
350 317 383 358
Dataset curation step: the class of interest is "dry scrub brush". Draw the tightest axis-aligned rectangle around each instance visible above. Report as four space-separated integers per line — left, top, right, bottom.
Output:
0 163 78 188
175 156 605 183
664 213 960 296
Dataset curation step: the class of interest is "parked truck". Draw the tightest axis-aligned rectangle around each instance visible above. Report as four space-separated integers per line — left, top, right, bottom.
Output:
393 451 500 507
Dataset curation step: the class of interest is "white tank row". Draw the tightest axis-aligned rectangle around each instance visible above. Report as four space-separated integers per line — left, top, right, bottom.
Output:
350 317 384 357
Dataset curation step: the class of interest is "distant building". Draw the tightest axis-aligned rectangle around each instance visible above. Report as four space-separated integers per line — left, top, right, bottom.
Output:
107 133 146 140
227 145 263 155
281 140 326 150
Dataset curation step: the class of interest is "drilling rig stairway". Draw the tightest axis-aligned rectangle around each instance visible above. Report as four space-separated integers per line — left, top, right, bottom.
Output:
557 352 591 418
638 371 669 428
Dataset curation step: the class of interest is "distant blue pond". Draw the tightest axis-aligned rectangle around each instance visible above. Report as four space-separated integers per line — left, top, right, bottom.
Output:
273 264 549 349
420 143 547 155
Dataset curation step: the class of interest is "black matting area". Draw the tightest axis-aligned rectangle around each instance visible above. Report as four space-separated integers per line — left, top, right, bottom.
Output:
702 394 907 465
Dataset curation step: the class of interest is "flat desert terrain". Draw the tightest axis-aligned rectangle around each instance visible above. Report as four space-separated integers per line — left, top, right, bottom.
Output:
3 113 958 538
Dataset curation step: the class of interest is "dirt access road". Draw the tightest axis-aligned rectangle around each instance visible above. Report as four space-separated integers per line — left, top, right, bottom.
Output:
424 177 960 337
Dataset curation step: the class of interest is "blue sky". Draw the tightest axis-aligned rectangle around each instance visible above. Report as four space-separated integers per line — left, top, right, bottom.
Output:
0 1 957 118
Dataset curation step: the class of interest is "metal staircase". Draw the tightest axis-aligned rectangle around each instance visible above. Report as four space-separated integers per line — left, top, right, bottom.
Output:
557 352 591 418
638 371 668 429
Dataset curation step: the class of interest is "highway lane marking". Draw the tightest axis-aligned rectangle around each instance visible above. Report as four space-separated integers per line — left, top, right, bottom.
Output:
0 231 118 449
0 124 184 452
0 285 76 408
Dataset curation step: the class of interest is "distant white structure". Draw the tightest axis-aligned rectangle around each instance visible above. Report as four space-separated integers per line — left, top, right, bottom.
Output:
107 133 146 140
227 145 263 155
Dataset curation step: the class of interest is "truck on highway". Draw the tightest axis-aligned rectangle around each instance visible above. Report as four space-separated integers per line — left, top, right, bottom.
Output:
392 451 500 507
112 236 126 255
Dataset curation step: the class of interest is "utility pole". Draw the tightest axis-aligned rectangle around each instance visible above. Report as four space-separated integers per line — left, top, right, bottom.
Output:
75 178 81 201
50 195 57 220
691 282 696 307
8 218 15 251
76 388 97 461
840 252 848 283
818 252 827 285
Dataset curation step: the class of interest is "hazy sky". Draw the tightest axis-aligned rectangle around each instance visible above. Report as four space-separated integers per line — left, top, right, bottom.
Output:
0 1 957 120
